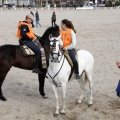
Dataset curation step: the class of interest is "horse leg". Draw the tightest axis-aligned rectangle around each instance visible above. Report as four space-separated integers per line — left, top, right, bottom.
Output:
60 83 66 115
0 74 7 101
77 74 84 104
0 83 7 101
51 84 59 117
38 70 47 98
86 72 93 107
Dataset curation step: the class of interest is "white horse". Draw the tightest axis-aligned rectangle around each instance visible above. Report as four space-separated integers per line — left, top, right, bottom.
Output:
46 35 94 116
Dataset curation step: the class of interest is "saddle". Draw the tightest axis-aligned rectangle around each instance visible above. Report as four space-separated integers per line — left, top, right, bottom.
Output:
63 49 78 68
19 39 47 69
19 40 35 56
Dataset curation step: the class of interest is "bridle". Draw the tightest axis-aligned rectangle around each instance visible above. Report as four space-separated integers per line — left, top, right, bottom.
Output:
48 38 65 87
50 38 63 63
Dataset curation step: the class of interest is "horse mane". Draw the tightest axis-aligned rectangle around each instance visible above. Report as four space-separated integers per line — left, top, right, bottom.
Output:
41 27 53 39
41 25 60 40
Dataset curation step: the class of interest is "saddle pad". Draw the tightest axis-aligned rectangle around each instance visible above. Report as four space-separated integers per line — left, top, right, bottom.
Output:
20 45 35 56
63 49 78 67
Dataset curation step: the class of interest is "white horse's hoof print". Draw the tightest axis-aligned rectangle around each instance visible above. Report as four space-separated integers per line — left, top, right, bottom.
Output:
54 113 59 117
88 104 93 107
60 112 65 115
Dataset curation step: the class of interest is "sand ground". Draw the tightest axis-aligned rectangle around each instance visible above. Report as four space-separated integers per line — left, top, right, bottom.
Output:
0 8 120 120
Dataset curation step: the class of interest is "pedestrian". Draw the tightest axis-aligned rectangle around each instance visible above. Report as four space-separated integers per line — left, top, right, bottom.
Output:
28 5 30 9
112 0 116 7
116 62 120 97
51 12 56 27
23 4 25 8
30 11 35 28
35 11 41 27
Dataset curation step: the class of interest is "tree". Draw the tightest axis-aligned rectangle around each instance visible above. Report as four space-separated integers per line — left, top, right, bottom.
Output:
40 0 43 6
45 0 48 7
60 0 61 6
17 0 19 6
52 0 54 4
2 0 4 6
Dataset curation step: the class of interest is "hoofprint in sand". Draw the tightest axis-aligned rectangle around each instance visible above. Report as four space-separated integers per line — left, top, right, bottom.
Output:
0 9 120 120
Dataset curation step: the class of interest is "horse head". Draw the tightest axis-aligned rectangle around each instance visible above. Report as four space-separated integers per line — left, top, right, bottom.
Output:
36 25 60 66
49 35 62 62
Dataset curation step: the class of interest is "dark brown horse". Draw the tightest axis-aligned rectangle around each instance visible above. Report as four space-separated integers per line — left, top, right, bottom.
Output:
0 26 60 101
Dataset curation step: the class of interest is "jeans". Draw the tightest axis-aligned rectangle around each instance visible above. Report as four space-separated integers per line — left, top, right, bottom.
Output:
52 20 56 27
23 40 41 55
68 49 77 63
36 20 41 27
68 49 79 74
31 22 34 28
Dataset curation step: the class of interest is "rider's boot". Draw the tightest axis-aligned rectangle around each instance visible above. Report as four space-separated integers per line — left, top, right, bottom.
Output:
73 61 80 79
33 55 43 74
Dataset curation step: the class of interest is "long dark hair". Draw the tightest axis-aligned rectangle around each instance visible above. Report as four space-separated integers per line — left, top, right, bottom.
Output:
62 19 76 33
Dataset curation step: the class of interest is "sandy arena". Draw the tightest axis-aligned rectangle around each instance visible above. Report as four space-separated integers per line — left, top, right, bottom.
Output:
0 8 120 120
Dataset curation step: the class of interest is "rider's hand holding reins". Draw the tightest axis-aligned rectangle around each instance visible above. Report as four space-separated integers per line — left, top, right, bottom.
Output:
33 37 42 48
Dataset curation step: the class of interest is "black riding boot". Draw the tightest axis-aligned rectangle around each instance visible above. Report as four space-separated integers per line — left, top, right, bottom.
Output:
73 61 80 79
33 55 43 74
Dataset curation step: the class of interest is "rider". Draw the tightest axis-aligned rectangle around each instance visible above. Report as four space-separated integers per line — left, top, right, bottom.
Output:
16 14 42 74
59 19 80 79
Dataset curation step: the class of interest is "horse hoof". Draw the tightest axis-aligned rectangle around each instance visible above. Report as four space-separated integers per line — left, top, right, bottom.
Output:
40 93 48 99
53 113 59 117
0 96 7 101
60 112 65 115
43 95 48 99
88 104 93 107
76 101 81 105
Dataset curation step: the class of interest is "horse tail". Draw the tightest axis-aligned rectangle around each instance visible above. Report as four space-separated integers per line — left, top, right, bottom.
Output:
84 72 88 86
80 71 88 87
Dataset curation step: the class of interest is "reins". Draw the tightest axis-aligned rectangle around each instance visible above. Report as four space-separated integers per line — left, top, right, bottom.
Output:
47 55 65 87
39 37 50 43
34 34 50 44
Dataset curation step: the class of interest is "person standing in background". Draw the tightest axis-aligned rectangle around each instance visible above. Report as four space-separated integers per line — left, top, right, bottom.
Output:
30 11 35 28
112 0 116 7
116 62 120 97
51 12 56 27
35 11 41 27
23 4 25 8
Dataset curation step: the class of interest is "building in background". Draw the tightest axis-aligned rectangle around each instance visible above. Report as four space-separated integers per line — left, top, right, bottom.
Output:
0 0 35 6
0 0 119 7
0 1 1 5
0 0 85 6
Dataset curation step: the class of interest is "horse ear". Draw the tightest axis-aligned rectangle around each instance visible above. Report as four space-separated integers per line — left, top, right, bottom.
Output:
49 34 53 40
54 24 59 30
